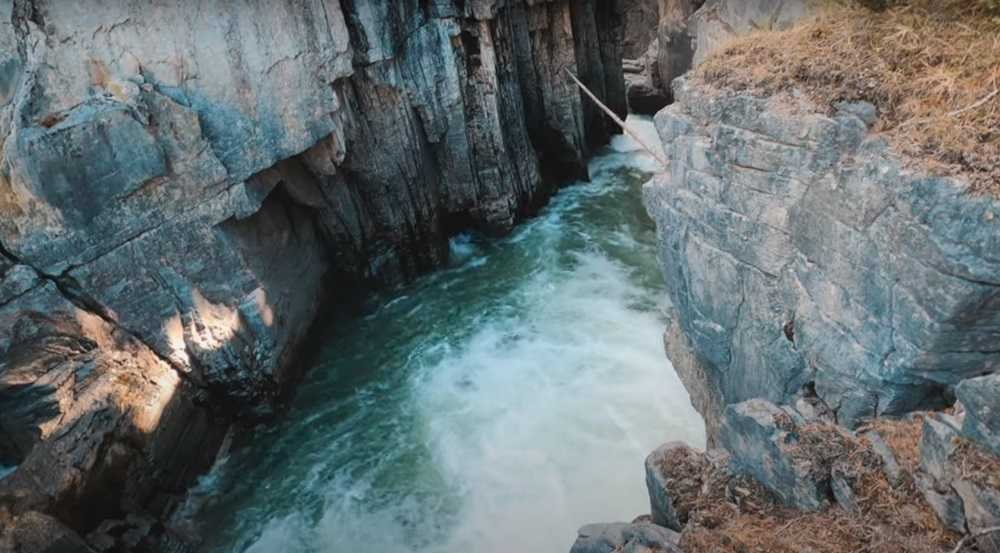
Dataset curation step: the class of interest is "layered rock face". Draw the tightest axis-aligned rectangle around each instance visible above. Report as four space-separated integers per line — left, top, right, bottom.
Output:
1 0 626 413
644 78 1000 440
0 0 626 549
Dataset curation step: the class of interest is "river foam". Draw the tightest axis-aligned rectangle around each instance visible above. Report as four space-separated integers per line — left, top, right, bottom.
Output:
198 116 705 553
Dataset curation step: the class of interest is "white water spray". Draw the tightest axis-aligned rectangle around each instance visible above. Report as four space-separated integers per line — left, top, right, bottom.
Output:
200 117 705 553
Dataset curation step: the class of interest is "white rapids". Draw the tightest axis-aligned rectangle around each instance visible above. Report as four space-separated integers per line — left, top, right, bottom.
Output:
193 116 705 553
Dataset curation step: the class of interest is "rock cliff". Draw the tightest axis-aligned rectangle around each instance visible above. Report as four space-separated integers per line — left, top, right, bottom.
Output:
645 78 1000 440
0 0 627 550
572 1 1000 550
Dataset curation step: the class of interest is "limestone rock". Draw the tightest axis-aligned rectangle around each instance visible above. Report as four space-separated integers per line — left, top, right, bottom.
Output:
570 522 681 553
1 0 627 416
720 399 829 511
645 442 707 530
655 0 700 96
1 1 629 547
0 303 225 542
623 0 661 59
688 0 821 66
919 414 963 483
917 413 1000 534
957 373 1000 456
625 43 671 115
864 430 904 487
644 78 1000 440
953 479 1000 534
915 472 967 534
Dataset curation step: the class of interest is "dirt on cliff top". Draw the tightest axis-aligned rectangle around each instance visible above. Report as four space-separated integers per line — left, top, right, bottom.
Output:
694 0 1000 195
679 417 959 553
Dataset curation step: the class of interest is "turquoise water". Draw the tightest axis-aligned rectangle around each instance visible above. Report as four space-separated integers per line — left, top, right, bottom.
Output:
192 117 705 553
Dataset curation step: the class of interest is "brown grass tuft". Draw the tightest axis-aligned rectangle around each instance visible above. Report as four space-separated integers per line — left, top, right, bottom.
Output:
694 0 1000 194
952 438 1000 490
677 417 960 553
866 416 925 473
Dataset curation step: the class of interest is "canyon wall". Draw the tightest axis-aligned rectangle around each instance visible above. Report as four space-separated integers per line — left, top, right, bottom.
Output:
0 0 626 550
645 78 1000 442
573 1 1000 550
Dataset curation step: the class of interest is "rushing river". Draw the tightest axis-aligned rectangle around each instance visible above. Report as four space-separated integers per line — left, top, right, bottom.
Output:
192 116 706 553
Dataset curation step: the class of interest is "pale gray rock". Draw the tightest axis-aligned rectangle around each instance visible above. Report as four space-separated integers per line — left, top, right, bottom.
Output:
570 522 681 553
915 415 967 533
919 414 963 483
655 0 700 98
864 430 904 487
623 0 660 59
915 472 967 534
957 373 1000 456
644 441 705 530
953 479 1000 534
645 78 1000 439
719 399 829 511
831 463 861 515
688 0 821 66
917 413 1000 534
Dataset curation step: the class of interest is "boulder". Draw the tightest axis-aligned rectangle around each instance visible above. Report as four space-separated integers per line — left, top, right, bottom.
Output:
627 78 672 115
917 413 1000 534
863 430 904 487
644 442 707 530
919 414 963 482
914 472 967 534
719 399 830 511
957 373 1000 456
953 479 1000 534
570 522 681 553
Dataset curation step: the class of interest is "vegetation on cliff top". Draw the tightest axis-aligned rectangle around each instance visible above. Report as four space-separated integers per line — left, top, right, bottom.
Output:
676 417 971 553
695 0 1000 194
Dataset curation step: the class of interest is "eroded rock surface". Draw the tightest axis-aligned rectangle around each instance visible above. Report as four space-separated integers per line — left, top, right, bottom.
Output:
688 0 820 66
2 0 626 413
0 0 628 549
644 78 1000 438
570 522 681 553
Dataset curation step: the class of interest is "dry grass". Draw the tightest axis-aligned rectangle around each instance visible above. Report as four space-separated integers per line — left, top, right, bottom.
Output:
952 438 1000 489
694 0 1000 194
865 416 924 473
677 417 960 553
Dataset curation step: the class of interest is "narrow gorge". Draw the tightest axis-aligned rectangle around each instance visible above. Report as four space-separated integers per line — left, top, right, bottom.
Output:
2 1 1000 552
